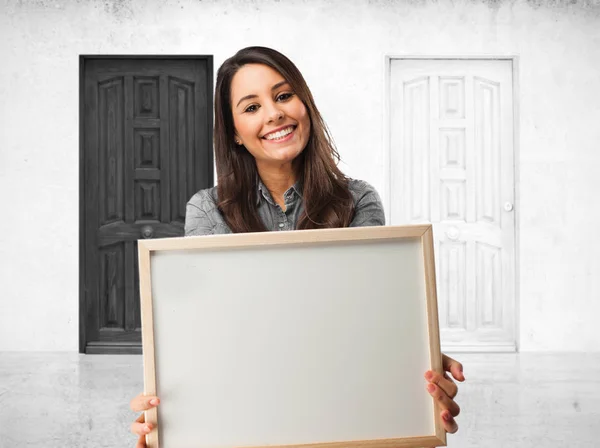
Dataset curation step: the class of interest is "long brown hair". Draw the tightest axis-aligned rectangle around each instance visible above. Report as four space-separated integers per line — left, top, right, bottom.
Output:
214 46 354 233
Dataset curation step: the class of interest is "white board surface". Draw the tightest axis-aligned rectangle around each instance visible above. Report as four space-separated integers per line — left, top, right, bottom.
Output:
140 226 445 448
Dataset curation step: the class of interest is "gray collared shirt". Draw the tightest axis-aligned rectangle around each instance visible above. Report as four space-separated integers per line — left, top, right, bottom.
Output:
185 178 385 236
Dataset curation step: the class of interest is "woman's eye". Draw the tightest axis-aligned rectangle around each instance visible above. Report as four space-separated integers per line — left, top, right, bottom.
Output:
243 94 292 112
277 93 293 101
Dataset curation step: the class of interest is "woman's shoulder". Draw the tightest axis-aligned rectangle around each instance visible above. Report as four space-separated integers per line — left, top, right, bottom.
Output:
347 178 385 226
185 187 232 236
187 186 219 213
347 178 381 203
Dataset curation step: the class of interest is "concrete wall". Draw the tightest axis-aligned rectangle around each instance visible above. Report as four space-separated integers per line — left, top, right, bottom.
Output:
1 0 599 351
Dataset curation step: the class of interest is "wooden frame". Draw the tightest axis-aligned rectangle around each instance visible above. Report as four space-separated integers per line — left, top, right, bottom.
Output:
138 225 446 448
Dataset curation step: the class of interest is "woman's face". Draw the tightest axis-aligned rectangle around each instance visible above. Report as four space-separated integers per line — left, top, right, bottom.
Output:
230 63 311 170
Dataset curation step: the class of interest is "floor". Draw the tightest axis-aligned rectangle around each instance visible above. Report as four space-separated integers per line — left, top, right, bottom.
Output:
0 352 597 447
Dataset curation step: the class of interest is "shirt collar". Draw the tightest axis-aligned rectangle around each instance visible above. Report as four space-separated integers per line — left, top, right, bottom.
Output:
256 177 303 206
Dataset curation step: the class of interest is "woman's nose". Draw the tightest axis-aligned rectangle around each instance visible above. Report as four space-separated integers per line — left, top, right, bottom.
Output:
265 103 284 123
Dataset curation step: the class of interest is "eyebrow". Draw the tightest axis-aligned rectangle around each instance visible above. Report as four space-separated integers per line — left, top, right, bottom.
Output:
235 81 290 108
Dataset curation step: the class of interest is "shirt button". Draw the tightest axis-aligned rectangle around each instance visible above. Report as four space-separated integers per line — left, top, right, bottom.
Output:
278 223 284 228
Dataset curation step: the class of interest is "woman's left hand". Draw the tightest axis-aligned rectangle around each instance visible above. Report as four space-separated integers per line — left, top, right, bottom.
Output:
424 354 465 434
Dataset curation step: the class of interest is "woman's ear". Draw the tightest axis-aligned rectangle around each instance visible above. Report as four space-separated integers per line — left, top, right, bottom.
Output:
234 133 242 145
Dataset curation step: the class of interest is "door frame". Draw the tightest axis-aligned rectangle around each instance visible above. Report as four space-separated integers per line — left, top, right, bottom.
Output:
78 55 214 353
383 55 521 352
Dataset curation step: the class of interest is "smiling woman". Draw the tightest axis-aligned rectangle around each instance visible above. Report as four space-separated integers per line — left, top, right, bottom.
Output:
231 65 310 171
187 46 383 234
129 46 465 448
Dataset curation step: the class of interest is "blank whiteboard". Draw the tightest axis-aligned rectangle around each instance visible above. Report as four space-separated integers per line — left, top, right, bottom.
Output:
138 225 446 448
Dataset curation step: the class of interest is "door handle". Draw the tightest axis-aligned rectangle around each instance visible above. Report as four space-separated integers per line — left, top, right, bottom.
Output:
446 226 459 241
141 225 154 239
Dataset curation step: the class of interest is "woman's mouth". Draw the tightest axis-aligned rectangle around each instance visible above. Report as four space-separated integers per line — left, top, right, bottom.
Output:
262 125 296 143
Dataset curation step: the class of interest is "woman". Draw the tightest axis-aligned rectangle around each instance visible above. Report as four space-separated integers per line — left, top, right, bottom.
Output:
130 46 465 447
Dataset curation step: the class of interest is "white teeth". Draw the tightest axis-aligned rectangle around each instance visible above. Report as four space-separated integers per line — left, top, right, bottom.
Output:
264 126 294 140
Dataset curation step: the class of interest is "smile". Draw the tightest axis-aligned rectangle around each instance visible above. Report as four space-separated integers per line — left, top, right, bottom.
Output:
263 126 296 141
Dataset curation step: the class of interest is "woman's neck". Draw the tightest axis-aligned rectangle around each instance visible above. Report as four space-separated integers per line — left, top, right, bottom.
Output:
257 162 298 210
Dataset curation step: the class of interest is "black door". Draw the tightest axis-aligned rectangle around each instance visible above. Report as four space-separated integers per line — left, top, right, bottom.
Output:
80 57 213 354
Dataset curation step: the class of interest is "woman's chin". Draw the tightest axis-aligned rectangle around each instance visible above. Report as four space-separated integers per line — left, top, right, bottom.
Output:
257 155 298 168
263 146 304 162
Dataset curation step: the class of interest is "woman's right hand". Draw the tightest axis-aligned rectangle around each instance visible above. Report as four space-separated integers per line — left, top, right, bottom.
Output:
130 393 160 448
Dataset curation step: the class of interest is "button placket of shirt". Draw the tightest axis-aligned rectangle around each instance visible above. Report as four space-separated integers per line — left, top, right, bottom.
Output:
277 207 287 230
280 190 296 231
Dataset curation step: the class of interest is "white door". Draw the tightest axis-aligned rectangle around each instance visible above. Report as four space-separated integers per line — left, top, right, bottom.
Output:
389 59 516 352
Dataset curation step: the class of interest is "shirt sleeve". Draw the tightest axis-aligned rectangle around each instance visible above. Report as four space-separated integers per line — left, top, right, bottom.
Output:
349 180 386 227
185 190 218 236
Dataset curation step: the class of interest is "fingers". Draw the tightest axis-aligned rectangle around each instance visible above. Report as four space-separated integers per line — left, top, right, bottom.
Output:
442 354 465 382
426 381 460 418
441 410 459 434
424 370 458 399
425 366 461 435
130 394 159 445
130 393 160 412
130 413 154 437
135 434 147 448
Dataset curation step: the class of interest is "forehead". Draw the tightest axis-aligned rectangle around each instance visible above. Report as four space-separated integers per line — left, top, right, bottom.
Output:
230 64 286 97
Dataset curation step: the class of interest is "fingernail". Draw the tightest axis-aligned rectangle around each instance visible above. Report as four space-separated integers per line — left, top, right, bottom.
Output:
424 371 433 380
443 412 451 421
427 383 435 393
150 398 158 406
144 424 151 432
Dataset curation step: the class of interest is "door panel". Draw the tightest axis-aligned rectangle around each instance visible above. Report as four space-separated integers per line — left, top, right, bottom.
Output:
390 59 516 352
81 57 213 354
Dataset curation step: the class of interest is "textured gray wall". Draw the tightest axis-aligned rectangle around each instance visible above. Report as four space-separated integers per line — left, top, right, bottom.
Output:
1 0 599 351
